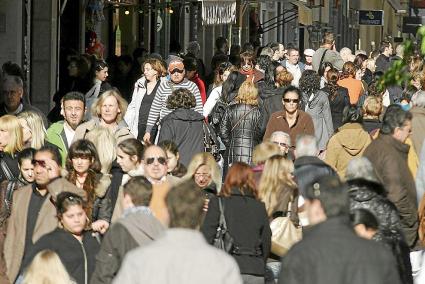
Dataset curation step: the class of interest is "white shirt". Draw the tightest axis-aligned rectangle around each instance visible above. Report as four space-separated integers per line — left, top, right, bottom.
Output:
286 62 302 87
203 85 222 117
63 122 76 148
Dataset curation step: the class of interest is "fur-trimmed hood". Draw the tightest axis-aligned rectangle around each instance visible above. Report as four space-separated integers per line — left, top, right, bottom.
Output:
95 174 111 198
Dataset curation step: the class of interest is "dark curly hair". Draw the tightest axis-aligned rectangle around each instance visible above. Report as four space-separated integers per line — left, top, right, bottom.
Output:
166 88 196 109
325 68 340 101
299 70 321 95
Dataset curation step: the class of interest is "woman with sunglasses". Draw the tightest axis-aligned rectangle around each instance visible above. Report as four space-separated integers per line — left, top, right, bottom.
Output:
111 138 145 222
66 139 112 234
264 86 315 147
125 58 167 140
22 191 100 284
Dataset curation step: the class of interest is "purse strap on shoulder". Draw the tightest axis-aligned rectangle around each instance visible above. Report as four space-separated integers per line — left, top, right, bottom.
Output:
0 158 15 181
218 197 228 230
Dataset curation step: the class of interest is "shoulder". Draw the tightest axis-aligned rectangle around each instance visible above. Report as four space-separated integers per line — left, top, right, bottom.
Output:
77 119 96 130
47 121 64 133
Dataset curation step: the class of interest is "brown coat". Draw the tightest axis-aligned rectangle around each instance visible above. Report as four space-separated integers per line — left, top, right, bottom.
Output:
263 110 315 146
325 123 371 178
363 134 419 248
73 119 134 145
4 178 86 282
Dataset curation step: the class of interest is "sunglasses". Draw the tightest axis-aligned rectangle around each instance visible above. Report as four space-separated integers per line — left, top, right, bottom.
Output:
32 159 47 168
145 156 167 165
283 98 299 104
169 68 184 75
272 141 289 148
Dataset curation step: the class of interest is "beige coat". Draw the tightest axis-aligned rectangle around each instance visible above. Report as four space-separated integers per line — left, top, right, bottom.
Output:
4 178 86 282
73 118 134 145
325 123 371 178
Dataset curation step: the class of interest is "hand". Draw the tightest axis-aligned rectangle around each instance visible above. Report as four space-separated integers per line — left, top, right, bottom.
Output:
45 159 61 179
91 220 110 234
143 132 151 144
203 198 210 212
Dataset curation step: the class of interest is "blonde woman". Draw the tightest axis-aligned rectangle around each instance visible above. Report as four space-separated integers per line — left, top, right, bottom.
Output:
258 155 299 219
219 81 264 173
22 250 75 284
184 152 222 199
18 110 47 149
73 89 134 144
0 115 24 183
85 126 117 174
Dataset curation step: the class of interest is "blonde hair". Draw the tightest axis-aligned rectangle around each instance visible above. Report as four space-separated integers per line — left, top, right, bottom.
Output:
364 58 376 73
258 155 297 216
91 90 128 123
85 126 117 174
22 250 73 284
18 111 47 149
0 115 23 155
252 142 281 165
183 152 222 191
363 96 383 118
235 81 259 106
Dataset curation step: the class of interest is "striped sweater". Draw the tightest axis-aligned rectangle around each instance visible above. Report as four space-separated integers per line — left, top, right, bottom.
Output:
145 78 202 133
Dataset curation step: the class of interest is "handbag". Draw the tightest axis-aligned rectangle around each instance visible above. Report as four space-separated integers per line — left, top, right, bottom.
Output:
270 201 302 256
213 197 235 253
203 121 221 162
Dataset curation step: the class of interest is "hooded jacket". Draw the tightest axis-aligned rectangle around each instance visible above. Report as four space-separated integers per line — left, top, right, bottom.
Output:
158 108 205 167
46 121 69 166
325 123 372 178
91 208 165 284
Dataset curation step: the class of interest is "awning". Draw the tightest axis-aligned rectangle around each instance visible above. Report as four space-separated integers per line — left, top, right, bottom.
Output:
201 0 237 25
387 0 403 11
291 1 312 26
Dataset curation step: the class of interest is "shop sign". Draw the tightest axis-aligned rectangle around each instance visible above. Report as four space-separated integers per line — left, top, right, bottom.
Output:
358 10 384 26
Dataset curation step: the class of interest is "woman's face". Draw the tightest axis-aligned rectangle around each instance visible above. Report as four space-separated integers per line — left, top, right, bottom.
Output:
117 148 138 173
18 118 32 145
241 60 253 72
96 67 109 81
68 61 79 77
71 156 92 174
166 150 178 173
144 63 158 82
0 128 11 151
221 70 231 82
194 165 212 188
20 158 34 183
61 204 87 235
100 95 120 124
282 91 299 114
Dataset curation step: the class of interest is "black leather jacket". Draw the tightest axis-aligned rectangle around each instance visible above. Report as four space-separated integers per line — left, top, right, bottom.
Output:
219 103 264 167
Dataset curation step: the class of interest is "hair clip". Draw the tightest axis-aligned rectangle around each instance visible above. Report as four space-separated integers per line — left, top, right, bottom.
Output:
313 183 321 197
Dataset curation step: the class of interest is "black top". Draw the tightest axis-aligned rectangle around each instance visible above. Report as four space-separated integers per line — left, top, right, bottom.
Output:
23 228 100 284
321 85 350 130
363 119 382 133
23 185 48 261
0 151 20 183
137 81 160 140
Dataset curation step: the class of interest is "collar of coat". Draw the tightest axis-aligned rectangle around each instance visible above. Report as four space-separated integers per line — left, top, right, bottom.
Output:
377 133 410 154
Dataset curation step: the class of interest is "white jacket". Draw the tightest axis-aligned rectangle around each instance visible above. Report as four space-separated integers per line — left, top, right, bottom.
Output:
124 76 166 138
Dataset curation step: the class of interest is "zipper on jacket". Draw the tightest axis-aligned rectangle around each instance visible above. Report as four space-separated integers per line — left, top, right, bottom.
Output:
79 239 88 284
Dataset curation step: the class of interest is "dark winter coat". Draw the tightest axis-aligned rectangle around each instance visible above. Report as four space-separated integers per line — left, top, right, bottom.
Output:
278 216 401 284
158 108 205 167
0 152 20 184
23 228 100 284
261 87 287 130
108 160 124 213
347 178 413 284
219 103 264 167
201 189 271 276
321 85 350 130
375 54 391 73
92 175 113 222
363 118 382 133
90 208 165 284
293 155 337 195
363 134 419 248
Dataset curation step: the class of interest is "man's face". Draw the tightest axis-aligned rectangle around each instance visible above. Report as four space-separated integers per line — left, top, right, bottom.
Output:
142 146 168 182
279 44 286 58
34 151 61 187
386 44 393 56
63 100 85 130
288 50 300 65
394 120 412 143
271 135 291 154
282 91 299 114
169 68 185 84
2 81 23 112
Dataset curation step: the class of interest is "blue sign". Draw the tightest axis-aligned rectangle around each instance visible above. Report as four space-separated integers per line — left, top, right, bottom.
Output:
358 10 384 26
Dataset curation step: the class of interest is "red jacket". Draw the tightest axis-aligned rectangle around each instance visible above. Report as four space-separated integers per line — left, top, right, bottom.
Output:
191 74 207 105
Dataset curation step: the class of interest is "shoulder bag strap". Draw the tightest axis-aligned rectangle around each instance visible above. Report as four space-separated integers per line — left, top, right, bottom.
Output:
231 107 256 132
218 197 228 230
0 158 15 181
318 49 328 71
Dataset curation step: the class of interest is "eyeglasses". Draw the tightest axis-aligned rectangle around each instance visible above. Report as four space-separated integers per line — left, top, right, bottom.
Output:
272 141 289 148
145 157 167 165
283 98 299 104
169 68 184 75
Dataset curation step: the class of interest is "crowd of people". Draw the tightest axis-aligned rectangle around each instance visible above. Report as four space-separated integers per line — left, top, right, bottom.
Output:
0 31 425 284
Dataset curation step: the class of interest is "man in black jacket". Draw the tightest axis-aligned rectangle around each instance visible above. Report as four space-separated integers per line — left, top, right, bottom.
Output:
293 135 336 195
278 176 401 284
375 40 393 73
90 176 165 284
